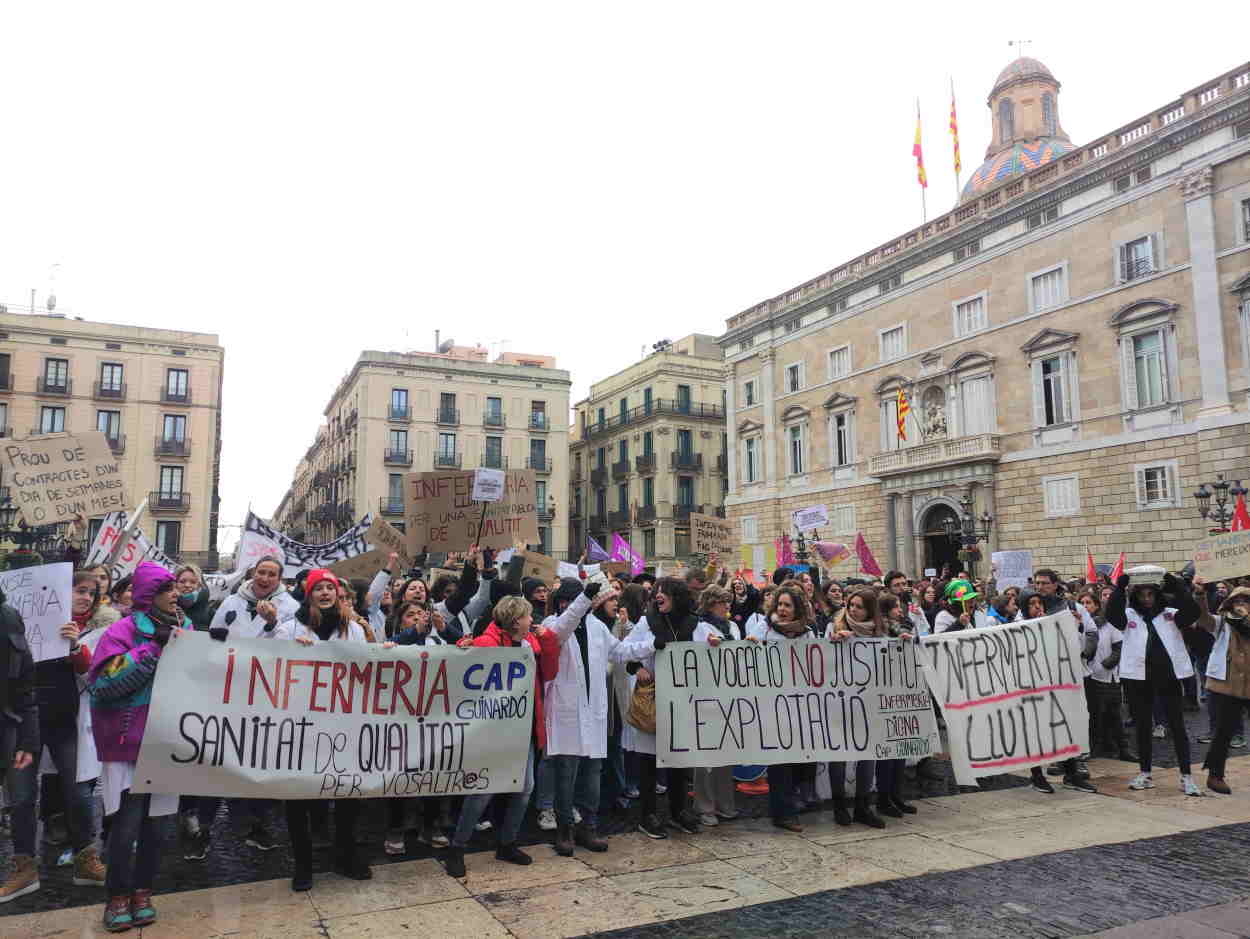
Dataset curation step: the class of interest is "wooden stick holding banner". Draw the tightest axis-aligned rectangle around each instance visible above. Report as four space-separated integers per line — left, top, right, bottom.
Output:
472 468 506 545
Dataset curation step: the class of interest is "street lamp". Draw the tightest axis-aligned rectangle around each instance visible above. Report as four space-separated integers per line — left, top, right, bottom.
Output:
794 530 809 565
943 493 994 578
1193 473 1246 533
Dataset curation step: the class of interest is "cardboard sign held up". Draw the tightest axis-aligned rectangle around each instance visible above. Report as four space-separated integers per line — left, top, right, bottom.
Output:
1194 529 1250 582
405 469 538 553
690 512 735 557
471 468 507 503
3 431 128 526
602 561 630 577
329 549 390 582
367 517 412 570
519 551 559 586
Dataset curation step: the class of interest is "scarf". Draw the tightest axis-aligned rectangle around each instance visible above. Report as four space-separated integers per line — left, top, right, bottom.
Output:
769 616 809 639
311 604 344 641
835 607 882 638
238 579 288 611
145 604 183 646
701 612 732 634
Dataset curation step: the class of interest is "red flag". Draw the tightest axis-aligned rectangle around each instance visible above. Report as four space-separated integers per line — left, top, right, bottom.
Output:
1109 552 1126 583
855 532 883 578
1086 549 1097 584
950 79 961 175
1232 494 1250 532
913 101 928 189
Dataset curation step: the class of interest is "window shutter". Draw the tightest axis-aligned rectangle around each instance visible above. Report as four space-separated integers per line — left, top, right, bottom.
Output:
1165 463 1178 506
1117 243 1129 283
1121 338 1139 411
846 410 856 463
1158 329 1172 402
1149 233 1161 271
1065 352 1080 423
1135 468 1148 507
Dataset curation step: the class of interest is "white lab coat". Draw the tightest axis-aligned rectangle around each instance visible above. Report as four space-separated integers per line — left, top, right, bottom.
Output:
209 588 300 640
1118 606 1194 681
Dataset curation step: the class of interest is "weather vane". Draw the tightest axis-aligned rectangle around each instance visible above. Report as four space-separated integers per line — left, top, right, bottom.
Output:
1008 40 1033 56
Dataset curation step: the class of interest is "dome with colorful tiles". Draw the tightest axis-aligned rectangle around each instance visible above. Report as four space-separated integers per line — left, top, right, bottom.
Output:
961 137 1075 200
991 57 1055 96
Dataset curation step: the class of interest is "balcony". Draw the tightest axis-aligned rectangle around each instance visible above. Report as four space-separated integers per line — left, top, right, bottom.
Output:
93 382 127 401
674 503 702 522
526 457 552 474
611 460 631 481
160 387 191 405
480 454 508 469
529 413 549 432
609 509 632 530
106 434 126 455
538 505 555 522
635 453 656 475
345 410 358 430
671 452 704 473
434 451 461 469
571 467 583 484
868 433 1003 477
312 470 332 488
149 491 191 514
388 405 411 423
637 504 656 525
378 496 405 516
30 427 64 437
582 398 726 441
384 449 414 466
154 436 191 459
588 515 608 533
345 452 356 471
483 412 506 429
37 377 71 396
436 408 459 426
590 467 609 487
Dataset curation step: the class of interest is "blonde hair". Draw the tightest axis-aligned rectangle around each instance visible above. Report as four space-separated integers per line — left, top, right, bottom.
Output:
698 584 732 615
174 563 203 587
494 595 534 631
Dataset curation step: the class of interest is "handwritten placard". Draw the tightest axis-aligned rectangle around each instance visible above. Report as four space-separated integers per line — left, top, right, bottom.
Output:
4 431 127 526
991 550 1034 590
1194 529 1250 582
0 562 73 662
367 517 412 571
471 468 506 503
792 504 829 532
690 512 735 556
405 470 538 553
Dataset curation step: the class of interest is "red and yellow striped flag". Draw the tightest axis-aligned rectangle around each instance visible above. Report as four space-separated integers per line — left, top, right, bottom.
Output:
913 101 927 189
896 387 911 440
950 82 961 175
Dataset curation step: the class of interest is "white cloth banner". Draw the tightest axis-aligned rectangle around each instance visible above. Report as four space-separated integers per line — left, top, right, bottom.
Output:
0 562 72 662
240 511 374 578
919 611 1090 786
656 637 940 768
133 632 535 799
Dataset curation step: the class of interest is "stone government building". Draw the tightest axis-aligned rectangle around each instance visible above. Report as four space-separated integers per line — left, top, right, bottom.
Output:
720 56 1250 577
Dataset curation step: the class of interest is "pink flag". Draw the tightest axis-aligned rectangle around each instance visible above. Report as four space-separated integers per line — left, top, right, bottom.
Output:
775 535 795 568
854 532 883 577
611 532 645 577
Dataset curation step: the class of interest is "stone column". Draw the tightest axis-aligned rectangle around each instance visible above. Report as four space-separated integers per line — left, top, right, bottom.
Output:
884 493 898 572
1180 166 1232 419
725 367 739 495
901 492 917 578
759 350 779 484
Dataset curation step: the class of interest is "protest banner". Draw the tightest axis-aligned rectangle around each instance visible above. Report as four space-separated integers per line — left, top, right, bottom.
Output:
0 562 72 663
919 611 1090 786
133 632 535 799
329 549 391 582
405 469 538 554
655 636 939 768
690 512 735 557
3 431 127 526
792 504 829 532
367 517 412 571
85 511 178 582
1193 529 1250 582
518 550 559 585
241 511 373 578
991 550 1034 590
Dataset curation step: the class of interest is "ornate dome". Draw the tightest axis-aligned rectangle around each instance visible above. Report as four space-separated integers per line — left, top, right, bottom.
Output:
961 137 1075 199
991 57 1056 97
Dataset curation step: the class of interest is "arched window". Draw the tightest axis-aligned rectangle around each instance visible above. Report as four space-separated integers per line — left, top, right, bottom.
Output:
1042 93 1055 135
998 98 1014 144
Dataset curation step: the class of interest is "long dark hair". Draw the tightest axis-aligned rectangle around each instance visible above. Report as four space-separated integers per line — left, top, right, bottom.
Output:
621 584 649 625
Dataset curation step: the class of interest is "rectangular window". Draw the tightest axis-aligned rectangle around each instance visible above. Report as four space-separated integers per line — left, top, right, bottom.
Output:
643 387 653 413
788 425 804 475
828 346 850 380
97 410 121 440
1041 356 1069 425
485 396 503 425
573 490 582 517
1027 205 1059 229
954 296 986 336
529 438 546 467
1114 174 1132 193
618 439 628 464
878 274 901 295
741 516 758 542
1119 236 1155 282
832 412 852 466
389 428 408 452
597 406 606 428
535 480 547 510
677 429 693 458
744 438 758 483
642 477 654 507
784 317 802 333
785 363 802 393
165 368 188 399
643 528 656 557
437 432 456 459
100 362 124 392
831 505 856 534
159 466 184 497
880 325 905 361
391 388 408 415
642 431 653 456
677 477 694 507
880 398 901 452
388 474 404 500
961 376 994 435
1030 266 1066 312
44 358 69 391
439 392 456 420
743 380 756 406
1241 198 1250 242
155 521 181 557
1132 331 1167 407
596 489 607 517
1135 461 1178 509
676 385 691 412
596 446 606 469
953 239 980 262
484 436 503 468
163 414 186 442
617 483 628 514
537 526 549 555
619 398 628 421
40 406 65 434
1043 474 1081 518
0 402 7 435
530 401 546 429
0 353 9 389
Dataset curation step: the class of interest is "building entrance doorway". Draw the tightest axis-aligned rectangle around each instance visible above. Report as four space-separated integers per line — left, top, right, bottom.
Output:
921 503 960 578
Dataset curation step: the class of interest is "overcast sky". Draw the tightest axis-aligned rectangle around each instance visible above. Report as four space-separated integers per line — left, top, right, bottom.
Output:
2 3 1244 551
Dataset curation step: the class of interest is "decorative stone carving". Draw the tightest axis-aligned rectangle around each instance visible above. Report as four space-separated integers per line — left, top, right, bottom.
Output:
921 386 948 439
1177 166 1213 200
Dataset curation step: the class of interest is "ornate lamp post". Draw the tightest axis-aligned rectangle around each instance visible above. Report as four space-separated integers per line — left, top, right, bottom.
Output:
942 493 993 578
794 530 809 565
0 501 76 566
1193 473 1246 534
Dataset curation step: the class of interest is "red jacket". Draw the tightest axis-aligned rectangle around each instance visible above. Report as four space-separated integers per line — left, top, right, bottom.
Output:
473 621 561 752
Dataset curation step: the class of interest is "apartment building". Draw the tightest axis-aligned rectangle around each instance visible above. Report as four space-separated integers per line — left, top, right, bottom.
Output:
0 306 224 564
569 335 727 565
721 56 1250 575
273 345 571 557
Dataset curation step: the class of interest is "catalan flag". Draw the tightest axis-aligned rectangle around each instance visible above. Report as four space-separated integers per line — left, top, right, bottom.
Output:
950 81 961 175
896 387 910 441
913 100 927 189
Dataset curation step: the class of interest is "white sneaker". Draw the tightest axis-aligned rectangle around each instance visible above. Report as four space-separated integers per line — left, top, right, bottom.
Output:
573 807 582 825
538 809 557 831
180 813 201 839
655 783 668 794
1128 772 1155 790
1152 724 1167 739
698 813 718 827
1181 774 1204 797
475 820 493 832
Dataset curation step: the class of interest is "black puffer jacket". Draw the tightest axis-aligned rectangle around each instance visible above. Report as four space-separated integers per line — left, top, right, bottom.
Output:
0 601 39 763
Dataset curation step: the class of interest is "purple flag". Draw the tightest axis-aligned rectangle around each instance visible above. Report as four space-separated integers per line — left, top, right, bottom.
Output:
611 532 645 577
586 536 611 562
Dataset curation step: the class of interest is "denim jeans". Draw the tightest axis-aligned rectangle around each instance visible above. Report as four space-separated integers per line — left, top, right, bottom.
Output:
551 754 600 828
106 790 168 893
454 745 535 847
533 754 555 812
6 724 95 856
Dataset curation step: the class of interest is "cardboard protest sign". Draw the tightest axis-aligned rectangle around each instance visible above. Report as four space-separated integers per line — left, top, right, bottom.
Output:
471 468 506 503
518 551 559 585
329 549 390 582
1193 529 1250 582
919 611 1090 786
991 550 1033 590
426 567 460 585
133 632 535 799
3 431 127 526
792 504 829 531
405 469 538 554
655 637 940 768
0 562 72 663
690 512 735 556
367 517 412 570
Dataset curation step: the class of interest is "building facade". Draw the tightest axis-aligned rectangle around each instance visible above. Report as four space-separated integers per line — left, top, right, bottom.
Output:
0 308 224 564
273 345 571 558
720 58 1250 577
569 335 727 565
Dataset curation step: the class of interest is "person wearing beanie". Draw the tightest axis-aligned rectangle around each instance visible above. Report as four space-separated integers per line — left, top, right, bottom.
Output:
521 577 548 609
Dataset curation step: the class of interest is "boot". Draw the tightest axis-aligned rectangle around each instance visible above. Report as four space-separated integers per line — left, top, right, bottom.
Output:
0 854 39 903
496 843 532 866
832 797 852 827
853 796 885 829
574 823 608 852
554 823 575 857
1207 774 1232 795
72 845 107 887
889 793 917 815
443 846 466 878
876 793 904 819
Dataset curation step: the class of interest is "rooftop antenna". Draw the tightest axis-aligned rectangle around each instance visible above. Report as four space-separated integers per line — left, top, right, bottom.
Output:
1008 39 1033 57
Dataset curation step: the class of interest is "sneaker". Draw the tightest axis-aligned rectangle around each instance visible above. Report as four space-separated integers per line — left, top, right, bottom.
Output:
537 808 557 831
180 812 201 840
384 831 405 856
1232 735 1247 749
1075 758 1091 779
1063 776 1098 793
715 810 740 821
72 846 107 886
637 813 668 840
1181 774 1204 797
475 820 493 832
183 832 210 861
1031 772 1055 794
1128 772 1155 790
244 826 279 852
430 832 450 849
623 787 640 799
573 807 583 825
698 812 718 827
1197 734 1214 745
130 889 156 926
1152 724 1167 739
654 783 668 795
103 895 132 932
1045 764 1064 777
667 810 701 835
0 854 39 903
773 816 804 833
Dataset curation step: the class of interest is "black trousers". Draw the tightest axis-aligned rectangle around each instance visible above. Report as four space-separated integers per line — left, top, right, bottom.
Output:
1204 692 1250 778
1123 677 1191 774
1086 677 1130 755
286 799 360 874
638 755 689 820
